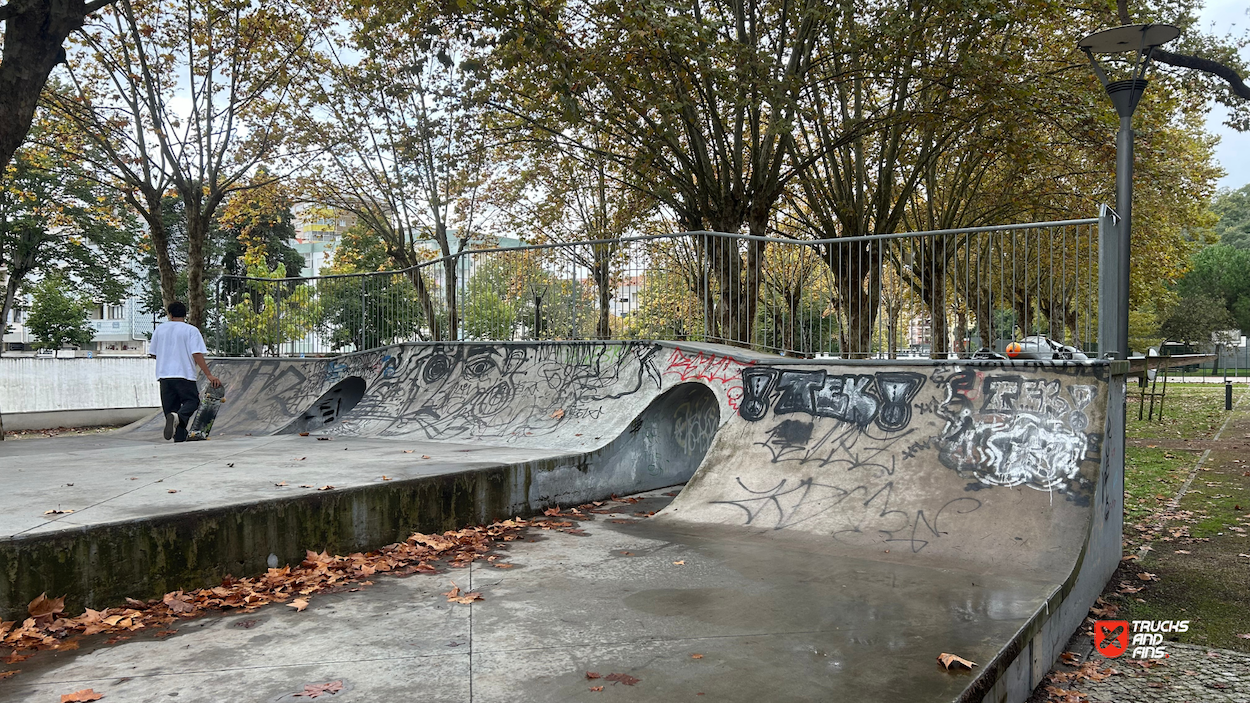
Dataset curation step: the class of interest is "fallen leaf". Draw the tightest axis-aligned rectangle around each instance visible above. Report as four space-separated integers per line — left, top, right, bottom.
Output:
691 654 703 659
226 463 234 468
403 450 414 453
492 563 515 569
421 455 431 459
293 680 343 698
167 489 178 494
589 686 604 692
4 650 32 664
300 485 314 488
937 653 977 670
1060 651 1080 665
317 437 331 441
288 598 309 612
672 560 686 566
275 481 288 486
28 593 65 618
0 671 17 680
60 690 103 702
297 457 306 461
586 672 602 679
1138 572 1157 581
317 485 334 491
605 673 640 686
43 508 74 515
381 476 391 481
162 592 195 614
1174 550 1191 554
299 432 310 437
550 408 565 419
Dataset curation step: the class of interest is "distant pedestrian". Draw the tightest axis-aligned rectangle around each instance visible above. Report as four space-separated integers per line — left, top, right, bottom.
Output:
148 301 222 442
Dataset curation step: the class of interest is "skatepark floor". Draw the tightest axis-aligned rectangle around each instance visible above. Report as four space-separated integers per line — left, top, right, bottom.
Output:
0 485 1060 703
0 433 559 541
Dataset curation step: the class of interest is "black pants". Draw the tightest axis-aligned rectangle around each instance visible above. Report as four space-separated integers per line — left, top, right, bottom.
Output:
159 378 200 430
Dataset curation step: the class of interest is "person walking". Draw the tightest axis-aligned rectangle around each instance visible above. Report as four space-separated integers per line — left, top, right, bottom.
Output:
148 301 222 442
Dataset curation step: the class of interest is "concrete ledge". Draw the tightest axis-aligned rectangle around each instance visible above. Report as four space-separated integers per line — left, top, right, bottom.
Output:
1 407 159 432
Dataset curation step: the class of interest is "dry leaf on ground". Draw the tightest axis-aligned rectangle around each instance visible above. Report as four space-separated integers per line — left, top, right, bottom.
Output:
589 686 603 692
28 593 65 619
691 654 703 659
550 408 565 419
293 680 343 698
0 670 17 680
288 598 310 612
937 653 977 670
585 672 601 679
672 560 685 566
317 485 334 491
60 690 103 702
605 673 640 685
43 508 74 515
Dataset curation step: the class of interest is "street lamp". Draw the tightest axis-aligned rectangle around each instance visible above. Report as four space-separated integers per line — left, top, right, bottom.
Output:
1078 23 1180 359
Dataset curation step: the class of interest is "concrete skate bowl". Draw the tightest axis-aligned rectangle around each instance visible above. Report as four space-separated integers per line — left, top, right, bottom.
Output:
654 358 1128 702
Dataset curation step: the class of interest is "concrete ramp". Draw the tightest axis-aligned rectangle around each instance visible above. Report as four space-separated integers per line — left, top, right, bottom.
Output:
10 344 1127 702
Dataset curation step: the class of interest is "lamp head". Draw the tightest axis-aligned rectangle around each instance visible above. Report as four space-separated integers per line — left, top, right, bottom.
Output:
1078 23 1180 118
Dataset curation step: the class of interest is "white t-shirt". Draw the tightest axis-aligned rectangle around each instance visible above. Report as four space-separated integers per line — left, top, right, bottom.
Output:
149 321 208 380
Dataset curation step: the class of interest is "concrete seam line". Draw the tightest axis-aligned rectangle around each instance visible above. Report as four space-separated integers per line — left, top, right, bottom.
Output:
1136 387 1247 560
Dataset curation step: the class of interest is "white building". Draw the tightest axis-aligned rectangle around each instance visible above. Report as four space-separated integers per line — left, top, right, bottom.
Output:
3 295 156 356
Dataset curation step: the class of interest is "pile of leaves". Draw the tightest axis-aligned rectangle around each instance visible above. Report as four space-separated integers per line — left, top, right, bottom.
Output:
0 501 621 674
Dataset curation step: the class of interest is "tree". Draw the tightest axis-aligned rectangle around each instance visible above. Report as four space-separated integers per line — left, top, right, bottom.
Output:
304 7 492 341
46 0 323 328
1211 184 1250 250
25 272 94 349
0 0 117 174
315 226 426 351
217 176 316 356
1177 243 1250 332
1160 293 1236 345
491 0 830 347
0 126 137 334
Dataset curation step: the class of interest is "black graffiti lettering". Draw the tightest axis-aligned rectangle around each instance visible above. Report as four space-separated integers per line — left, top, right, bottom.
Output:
981 377 1021 412
874 372 926 431
774 370 826 416
739 367 780 421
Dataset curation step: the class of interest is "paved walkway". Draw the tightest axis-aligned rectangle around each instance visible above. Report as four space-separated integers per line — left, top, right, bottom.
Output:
1036 639 1250 703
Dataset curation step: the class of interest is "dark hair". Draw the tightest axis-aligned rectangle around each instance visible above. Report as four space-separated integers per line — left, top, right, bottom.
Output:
167 301 187 318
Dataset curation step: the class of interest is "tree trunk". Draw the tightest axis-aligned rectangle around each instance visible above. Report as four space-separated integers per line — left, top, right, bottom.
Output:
185 201 209 330
828 240 880 359
593 252 611 339
441 256 459 342
404 267 438 343
927 274 949 359
0 0 106 174
136 190 178 315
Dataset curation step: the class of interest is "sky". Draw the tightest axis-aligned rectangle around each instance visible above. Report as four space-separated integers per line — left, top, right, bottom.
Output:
1198 0 1250 190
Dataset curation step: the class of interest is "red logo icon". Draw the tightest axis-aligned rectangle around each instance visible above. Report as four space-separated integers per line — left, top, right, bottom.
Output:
1094 620 1129 658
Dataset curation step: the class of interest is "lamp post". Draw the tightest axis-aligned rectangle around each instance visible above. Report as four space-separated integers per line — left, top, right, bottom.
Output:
1078 23 1179 359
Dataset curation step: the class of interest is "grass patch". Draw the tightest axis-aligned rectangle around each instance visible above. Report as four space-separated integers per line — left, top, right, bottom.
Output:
1122 448 1195 526
1125 382 1243 441
1111 393 1250 653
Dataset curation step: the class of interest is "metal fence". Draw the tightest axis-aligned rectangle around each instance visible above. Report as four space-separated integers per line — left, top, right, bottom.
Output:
212 217 1101 358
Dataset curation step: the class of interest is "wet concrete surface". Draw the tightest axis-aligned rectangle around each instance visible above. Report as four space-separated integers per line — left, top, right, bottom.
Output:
0 492 1059 702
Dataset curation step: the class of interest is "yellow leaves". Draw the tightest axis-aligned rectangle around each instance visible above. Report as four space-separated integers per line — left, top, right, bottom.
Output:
60 689 104 702
443 584 483 604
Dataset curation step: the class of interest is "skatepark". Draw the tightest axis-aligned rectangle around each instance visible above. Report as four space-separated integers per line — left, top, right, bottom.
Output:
0 340 1129 702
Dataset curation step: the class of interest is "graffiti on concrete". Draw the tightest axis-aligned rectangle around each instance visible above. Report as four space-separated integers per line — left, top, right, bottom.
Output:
738 368 926 431
710 475 983 553
342 343 664 441
932 369 1100 491
662 348 754 410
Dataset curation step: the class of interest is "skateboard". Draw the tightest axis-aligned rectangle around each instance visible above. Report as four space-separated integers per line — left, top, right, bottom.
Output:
186 383 226 441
